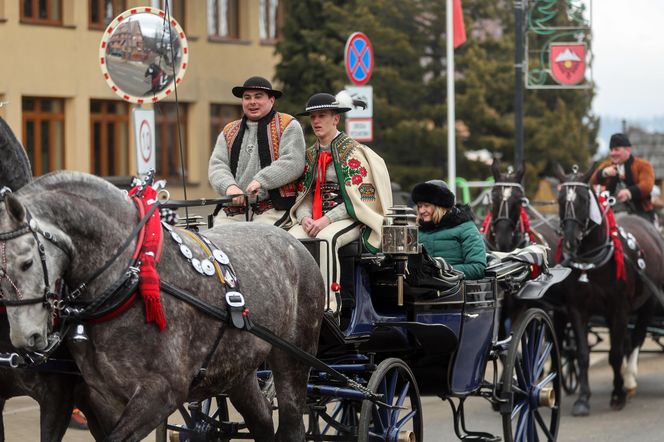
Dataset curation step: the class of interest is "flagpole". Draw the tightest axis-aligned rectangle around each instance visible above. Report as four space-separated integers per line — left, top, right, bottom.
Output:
446 0 456 192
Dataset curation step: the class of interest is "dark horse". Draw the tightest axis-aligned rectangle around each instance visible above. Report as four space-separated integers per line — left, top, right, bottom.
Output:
483 159 559 262
0 117 100 441
553 163 664 416
0 171 324 441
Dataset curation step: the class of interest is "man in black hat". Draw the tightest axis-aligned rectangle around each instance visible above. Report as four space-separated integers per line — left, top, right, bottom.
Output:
286 92 392 312
591 132 655 222
208 76 305 225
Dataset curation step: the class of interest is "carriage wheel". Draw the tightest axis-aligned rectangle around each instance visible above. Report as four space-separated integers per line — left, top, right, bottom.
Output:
358 358 423 442
306 397 362 439
501 308 561 442
560 323 580 395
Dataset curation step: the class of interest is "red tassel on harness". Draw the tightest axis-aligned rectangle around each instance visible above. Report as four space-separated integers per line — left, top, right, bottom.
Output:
129 185 166 331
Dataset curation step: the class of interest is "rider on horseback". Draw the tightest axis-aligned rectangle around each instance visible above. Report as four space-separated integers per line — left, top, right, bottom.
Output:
591 133 656 223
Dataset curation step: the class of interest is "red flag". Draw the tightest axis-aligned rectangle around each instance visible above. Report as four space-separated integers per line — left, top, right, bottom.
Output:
453 0 467 48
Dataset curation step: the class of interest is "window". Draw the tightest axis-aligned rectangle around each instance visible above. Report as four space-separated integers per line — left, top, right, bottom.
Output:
259 0 283 42
210 103 241 151
21 0 62 25
22 97 65 176
151 0 185 30
155 103 187 179
90 100 129 176
207 0 239 39
89 0 126 30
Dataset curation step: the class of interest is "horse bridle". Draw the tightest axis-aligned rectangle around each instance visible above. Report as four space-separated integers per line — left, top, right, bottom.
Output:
489 182 530 246
558 181 596 239
0 206 69 310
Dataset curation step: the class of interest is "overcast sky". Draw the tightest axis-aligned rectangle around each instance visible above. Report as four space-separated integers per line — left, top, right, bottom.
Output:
592 0 664 118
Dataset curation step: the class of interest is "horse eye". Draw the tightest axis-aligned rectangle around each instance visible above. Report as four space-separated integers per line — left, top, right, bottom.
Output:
20 259 33 272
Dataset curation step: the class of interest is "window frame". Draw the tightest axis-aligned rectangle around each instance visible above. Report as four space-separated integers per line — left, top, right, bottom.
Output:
259 0 284 44
22 97 65 176
89 99 130 177
20 0 63 26
210 103 242 152
155 103 188 180
88 0 126 30
208 0 240 41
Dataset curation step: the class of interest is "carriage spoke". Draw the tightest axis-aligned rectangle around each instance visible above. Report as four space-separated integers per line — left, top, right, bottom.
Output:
514 401 529 441
511 399 527 421
535 371 557 390
390 381 411 423
535 341 553 379
534 409 555 441
395 409 417 430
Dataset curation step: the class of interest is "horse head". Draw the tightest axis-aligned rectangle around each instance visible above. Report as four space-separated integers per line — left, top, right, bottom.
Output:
552 162 599 255
0 190 72 351
144 63 159 78
488 159 527 251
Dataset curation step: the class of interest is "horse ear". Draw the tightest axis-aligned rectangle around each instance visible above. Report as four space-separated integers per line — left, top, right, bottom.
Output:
5 194 26 223
515 161 526 183
491 158 502 181
581 162 598 183
552 162 567 182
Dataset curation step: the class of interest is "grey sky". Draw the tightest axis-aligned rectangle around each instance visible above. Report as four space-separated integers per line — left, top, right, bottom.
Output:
593 0 664 118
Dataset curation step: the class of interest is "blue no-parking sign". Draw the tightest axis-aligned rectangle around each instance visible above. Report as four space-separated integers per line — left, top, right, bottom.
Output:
345 32 374 86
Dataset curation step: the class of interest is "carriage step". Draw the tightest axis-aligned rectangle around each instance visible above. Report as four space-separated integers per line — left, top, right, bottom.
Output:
460 435 501 442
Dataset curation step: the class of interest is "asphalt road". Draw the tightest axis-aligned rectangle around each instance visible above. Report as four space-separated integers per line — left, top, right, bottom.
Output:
3 339 664 441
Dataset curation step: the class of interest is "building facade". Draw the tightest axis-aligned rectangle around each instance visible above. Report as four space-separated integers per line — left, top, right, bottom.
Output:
0 0 284 199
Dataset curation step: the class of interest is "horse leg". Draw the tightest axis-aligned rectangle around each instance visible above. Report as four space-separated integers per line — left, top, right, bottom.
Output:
607 313 629 410
0 398 5 442
569 308 592 416
100 381 183 442
270 349 310 442
228 371 274 441
622 296 655 399
37 379 75 442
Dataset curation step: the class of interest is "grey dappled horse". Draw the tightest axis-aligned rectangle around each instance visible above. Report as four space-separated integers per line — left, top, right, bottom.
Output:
553 163 663 416
0 171 324 441
0 117 99 441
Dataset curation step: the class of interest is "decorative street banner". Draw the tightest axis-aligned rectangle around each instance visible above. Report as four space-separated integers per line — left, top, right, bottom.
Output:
345 32 374 86
525 0 592 89
550 43 586 85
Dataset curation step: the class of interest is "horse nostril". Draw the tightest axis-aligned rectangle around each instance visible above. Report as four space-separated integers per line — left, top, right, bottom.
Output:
27 333 41 349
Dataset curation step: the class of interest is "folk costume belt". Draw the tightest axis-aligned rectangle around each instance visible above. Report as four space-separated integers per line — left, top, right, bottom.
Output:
321 182 342 213
223 199 274 217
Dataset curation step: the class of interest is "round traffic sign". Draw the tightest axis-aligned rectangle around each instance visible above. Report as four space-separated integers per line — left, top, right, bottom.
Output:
344 32 374 86
138 119 153 162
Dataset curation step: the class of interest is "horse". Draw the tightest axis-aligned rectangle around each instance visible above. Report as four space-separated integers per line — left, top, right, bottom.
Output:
0 117 103 441
0 171 324 441
552 163 664 416
482 159 559 262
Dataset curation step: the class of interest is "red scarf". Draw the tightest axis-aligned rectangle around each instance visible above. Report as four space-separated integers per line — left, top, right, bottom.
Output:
312 151 333 220
555 194 626 282
129 185 166 331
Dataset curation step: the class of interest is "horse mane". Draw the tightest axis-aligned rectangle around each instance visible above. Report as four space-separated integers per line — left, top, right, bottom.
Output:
0 117 32 191
22 171 125 200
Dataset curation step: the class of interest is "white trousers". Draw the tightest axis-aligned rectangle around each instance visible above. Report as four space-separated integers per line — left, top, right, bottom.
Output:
214 207 288 226
289 219 361 312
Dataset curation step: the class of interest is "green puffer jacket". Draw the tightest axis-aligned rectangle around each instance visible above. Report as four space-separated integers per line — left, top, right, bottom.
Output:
418 206 487 280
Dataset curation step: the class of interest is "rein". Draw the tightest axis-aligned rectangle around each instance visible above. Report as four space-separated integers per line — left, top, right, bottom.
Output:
481 182 534 249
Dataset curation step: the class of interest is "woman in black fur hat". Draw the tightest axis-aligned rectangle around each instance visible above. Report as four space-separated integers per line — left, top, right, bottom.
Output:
411 180 487 279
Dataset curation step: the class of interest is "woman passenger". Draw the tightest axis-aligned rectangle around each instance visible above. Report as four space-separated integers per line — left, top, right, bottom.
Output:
411 180 487 279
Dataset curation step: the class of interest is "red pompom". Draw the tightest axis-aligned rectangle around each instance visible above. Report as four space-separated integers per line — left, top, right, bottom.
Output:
330 282 341 292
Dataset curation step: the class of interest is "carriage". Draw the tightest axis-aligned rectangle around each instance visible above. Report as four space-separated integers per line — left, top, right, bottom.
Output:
145 190 569 442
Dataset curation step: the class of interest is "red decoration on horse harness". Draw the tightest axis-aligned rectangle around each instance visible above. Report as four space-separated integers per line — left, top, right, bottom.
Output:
555 194 626 282
129 185 167 331
330 282 341 292
480 207 535 243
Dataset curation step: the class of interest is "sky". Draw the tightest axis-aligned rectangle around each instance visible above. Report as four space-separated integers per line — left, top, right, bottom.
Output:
592 0 664 119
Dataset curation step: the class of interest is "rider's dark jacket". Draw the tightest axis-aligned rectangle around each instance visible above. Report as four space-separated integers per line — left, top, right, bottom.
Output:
591 155 654 214
418 205 487 280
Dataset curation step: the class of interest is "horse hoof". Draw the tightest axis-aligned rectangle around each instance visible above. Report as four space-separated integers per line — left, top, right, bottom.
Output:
626 388 637 400
610 393 627 410
572 400 590 416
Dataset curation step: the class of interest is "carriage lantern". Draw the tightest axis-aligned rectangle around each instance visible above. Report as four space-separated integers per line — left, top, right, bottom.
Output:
381 206 420 306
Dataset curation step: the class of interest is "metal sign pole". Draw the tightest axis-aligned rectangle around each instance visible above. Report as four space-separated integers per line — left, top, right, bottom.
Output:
515 0 525 166
446 0 456 190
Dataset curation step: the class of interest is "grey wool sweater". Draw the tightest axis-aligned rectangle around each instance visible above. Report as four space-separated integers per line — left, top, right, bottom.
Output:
208 118 306 201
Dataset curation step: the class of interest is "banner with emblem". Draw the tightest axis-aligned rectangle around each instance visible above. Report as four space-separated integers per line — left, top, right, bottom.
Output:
549 43 586 85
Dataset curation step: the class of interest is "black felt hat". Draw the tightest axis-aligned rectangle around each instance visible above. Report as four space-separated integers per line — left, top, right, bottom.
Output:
609 133 631 149
232 76 282 99
411 180 455 208
297 93 352 116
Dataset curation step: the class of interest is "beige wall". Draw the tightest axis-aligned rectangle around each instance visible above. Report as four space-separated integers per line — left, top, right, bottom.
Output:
0 0 281 199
